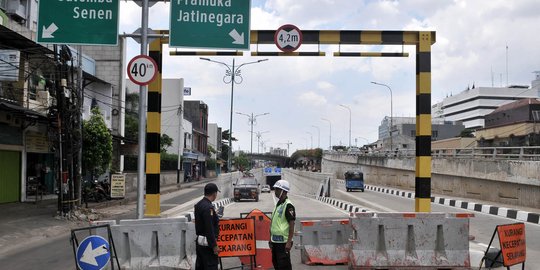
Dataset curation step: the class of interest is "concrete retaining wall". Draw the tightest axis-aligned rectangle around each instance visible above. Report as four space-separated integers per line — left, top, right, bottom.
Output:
322 153 540 208
282 169 332 197
123 171 182 194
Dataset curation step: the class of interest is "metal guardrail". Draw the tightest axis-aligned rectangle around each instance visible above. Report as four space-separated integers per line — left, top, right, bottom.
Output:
325 146 540 160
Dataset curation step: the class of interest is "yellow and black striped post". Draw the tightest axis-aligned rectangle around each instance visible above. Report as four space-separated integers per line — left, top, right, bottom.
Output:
145 36 163 216
415 31 432 212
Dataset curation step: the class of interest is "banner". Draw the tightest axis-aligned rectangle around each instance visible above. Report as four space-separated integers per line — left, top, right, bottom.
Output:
110 174 125 198
218 218 256 257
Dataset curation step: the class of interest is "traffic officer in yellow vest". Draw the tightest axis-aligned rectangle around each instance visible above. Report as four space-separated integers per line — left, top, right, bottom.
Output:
269 180 295 270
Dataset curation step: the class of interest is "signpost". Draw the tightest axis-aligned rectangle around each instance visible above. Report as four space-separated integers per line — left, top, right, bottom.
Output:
169 0 251 49
110 174 125 199
37 0 119 45
484 223 526 269
217 218 256 257
127 55 158 86
274 24 303 52
76 235 111 270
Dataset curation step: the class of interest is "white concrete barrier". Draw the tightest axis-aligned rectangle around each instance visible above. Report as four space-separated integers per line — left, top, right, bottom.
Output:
349 212 472 269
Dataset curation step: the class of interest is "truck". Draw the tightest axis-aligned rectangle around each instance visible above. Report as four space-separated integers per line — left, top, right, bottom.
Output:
345 170 364 192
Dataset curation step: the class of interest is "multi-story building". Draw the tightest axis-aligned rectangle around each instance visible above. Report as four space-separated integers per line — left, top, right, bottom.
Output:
0 1 126 204
378 116 465 150
270 147 287 157
183 100 209 178
432 74 539 130
476 98 540 147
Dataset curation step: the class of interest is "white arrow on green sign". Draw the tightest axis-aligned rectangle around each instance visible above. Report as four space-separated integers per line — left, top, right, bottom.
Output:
37 0 119 45
170 0 251 50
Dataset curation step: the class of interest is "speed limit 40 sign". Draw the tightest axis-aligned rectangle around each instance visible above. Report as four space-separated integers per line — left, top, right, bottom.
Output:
127 55 158 86
274 24 303 52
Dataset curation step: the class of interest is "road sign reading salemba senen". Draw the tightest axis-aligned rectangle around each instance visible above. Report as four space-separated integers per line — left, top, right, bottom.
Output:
37 0 119 45
170 0 250 50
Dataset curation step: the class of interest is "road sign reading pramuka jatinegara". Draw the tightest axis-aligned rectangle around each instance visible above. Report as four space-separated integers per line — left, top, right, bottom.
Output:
37 0 119 45
169 0 251 50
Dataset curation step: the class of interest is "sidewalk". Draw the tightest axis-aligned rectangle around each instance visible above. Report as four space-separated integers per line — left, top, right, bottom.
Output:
0 178 214 257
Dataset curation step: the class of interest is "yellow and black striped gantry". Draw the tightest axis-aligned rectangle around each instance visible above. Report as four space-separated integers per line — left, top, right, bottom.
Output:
147 30 435 214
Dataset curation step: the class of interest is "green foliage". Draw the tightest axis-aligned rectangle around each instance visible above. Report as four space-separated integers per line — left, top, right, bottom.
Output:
161 134 173 153
459 128 475 138
83 108 113 176
208 145 217 155
290 148 323 162
125 92 139 141
233 152 250 171
206 158 217 170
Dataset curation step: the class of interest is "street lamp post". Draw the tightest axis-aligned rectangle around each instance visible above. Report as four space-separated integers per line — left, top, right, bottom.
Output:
371 81 393 151
200 57 268 171
321 118 332 150
255 131 269 154
237 112 269 155
311 125 320 148
305 131 313 149
339 104 352 148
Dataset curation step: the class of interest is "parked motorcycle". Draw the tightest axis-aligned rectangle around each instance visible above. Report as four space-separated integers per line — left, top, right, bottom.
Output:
82 178 111 206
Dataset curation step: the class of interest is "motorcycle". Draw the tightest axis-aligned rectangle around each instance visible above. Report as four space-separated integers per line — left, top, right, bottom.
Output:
82 178 111 206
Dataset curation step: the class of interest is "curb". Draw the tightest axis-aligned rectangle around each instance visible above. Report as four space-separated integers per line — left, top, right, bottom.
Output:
316 196 370 214
360 184 540 225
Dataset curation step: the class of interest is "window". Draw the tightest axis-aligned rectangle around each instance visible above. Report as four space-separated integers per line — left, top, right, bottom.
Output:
432 130 438 138
410 130 416 137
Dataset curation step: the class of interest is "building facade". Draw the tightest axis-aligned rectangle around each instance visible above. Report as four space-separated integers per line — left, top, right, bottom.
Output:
378 116 465 150
183 100 208 178
432 75 539 130
476 98 540 147
0 1 126 204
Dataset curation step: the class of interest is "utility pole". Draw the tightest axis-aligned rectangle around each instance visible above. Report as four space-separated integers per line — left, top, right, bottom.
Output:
255 130 269 154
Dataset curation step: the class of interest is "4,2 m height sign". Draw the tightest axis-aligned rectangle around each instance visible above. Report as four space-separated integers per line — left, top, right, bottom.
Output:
37 0 119 45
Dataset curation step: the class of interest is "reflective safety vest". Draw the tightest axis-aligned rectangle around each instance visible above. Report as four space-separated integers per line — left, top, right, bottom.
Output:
270 198 292 243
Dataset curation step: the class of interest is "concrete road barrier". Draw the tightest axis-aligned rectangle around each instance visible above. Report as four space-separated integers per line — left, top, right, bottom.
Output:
296 219 351 265
103 217 196 270
348 212 472 269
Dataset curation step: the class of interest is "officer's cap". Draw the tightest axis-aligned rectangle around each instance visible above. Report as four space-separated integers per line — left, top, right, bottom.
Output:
204 183 220 195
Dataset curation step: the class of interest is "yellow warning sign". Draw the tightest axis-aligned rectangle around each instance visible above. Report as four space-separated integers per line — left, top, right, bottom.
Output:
218 218 256 257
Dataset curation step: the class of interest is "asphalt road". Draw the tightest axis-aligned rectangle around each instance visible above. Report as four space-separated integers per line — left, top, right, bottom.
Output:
0 182 208 270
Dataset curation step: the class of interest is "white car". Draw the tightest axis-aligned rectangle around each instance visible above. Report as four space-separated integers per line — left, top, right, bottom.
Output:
261 184 271 193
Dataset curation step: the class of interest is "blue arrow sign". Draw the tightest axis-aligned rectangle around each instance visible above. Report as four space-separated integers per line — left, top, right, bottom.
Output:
274 168 282 174
76 235 111 270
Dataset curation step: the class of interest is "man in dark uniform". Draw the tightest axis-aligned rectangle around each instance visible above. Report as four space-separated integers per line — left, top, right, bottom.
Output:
194 183 220 270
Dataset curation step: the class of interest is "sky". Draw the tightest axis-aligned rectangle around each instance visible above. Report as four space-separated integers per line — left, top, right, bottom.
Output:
119 0 540 155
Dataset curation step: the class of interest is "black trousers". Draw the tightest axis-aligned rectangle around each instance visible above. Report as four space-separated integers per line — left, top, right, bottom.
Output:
270 242 292 270
195 244 218 270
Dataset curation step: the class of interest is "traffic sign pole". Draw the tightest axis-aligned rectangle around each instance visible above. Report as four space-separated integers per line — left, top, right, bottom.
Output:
136 0 150 220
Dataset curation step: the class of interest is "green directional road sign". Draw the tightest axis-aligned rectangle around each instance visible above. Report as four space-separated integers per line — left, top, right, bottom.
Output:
37 0 119 45
170 0 251 50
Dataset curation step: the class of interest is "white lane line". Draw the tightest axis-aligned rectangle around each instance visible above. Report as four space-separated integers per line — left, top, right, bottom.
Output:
162 196 202 217
336 190 394 212
289 194 350 215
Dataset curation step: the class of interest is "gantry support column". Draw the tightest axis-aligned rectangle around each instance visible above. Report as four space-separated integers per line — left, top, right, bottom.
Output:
145 37 163 216
415 31 432 212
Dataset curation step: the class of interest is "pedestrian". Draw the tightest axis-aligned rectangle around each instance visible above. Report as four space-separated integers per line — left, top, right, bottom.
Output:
269 180 295 270
194 183 220 270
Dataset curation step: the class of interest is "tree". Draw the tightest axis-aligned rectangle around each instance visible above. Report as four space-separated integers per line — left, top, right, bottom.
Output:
233 152 250 171
220 129 237 165
161 134 173 153
83 108 113 178
125 92 139 142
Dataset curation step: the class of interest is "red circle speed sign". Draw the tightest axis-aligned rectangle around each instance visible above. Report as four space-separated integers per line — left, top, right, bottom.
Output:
127 55 158 86
274 24 303 52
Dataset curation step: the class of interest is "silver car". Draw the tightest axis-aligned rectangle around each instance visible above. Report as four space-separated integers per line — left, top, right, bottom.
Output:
261 184 271 193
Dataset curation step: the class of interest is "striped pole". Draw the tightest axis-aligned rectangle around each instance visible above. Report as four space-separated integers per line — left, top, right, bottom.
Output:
415 31 432 212
145 36 163 216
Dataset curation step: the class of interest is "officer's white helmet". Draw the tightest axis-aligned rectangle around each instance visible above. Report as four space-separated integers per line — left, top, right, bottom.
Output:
273 180 290 192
